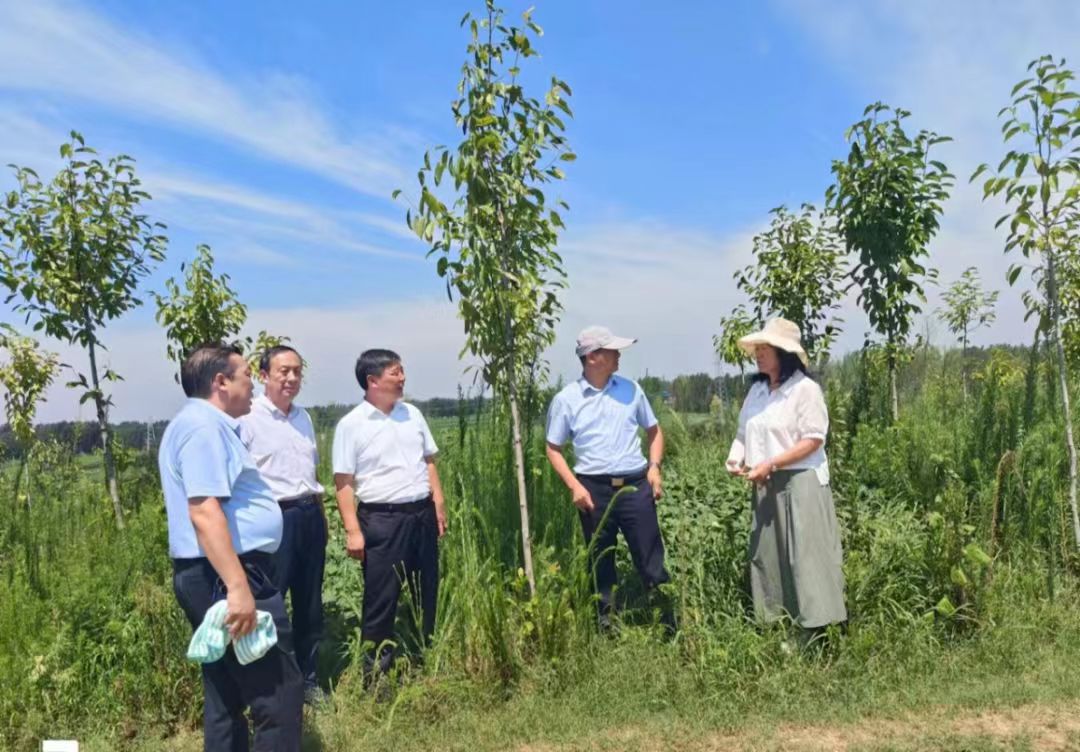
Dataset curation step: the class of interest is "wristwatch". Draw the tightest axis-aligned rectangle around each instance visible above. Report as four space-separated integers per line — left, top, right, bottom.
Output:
648 461 662 471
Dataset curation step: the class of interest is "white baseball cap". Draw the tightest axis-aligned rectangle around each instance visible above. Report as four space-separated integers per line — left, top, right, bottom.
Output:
575 325 637 357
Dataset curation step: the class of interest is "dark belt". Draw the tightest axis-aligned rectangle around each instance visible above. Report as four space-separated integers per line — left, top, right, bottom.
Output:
358 495 433 513
172 549 273 572
278 493 322 511
576 470 648 488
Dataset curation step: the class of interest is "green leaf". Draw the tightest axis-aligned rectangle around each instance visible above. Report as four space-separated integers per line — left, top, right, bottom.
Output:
934 596 957 618
1011 77 1033 96
963 543 992 568
950 565 969 588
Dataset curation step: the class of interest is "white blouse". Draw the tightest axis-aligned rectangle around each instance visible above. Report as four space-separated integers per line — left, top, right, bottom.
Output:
726 371 830 485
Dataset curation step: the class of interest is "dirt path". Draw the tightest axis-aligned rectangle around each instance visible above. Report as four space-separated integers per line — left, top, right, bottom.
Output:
522 699 1080 751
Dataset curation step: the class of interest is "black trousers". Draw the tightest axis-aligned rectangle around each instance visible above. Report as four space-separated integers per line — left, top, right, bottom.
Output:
359 498 439 676
172 552 304 752
577 472 674 627
273 497 327 690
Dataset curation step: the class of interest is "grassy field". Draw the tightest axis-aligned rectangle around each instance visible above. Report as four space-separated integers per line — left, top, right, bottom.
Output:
97 581 1080 752
2 345 1079 751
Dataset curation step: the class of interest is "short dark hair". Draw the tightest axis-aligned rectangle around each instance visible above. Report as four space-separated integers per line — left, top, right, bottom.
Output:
355 349 401 391
751 346 811 385
259 345 301 374
181 343 245 398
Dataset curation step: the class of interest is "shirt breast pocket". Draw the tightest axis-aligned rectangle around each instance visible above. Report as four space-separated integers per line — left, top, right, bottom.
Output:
354 439 382 471
401 424 426 462
604 395 636 433
293 432 317 462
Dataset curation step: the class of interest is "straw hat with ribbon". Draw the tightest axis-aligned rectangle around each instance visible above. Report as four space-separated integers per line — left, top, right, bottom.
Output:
737 318 809 367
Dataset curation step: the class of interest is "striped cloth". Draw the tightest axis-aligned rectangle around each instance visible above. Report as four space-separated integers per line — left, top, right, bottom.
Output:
186 601 278 665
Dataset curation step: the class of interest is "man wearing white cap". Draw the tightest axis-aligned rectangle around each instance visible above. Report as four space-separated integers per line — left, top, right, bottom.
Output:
545 325 675 633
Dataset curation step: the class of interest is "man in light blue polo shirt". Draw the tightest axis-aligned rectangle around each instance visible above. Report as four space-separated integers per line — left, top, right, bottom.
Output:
159 343 303 751
545 325 675 633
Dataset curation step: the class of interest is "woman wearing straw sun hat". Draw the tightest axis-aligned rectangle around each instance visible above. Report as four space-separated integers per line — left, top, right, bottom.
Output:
725 318 846 635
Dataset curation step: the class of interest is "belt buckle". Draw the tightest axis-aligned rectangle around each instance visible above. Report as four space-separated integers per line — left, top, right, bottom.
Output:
612 477 624 488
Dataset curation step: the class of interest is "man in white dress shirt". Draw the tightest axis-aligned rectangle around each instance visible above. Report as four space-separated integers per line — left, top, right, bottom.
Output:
331 348 448 680
239 345 327 706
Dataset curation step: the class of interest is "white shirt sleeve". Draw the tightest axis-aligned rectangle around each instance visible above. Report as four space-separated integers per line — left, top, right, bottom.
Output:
302 409 320 465
795 380 829 441
331 418 354 476
418 410 438 457
545 394 571 446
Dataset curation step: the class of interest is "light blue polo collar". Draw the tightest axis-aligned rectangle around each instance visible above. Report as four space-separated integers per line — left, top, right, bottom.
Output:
578 374 618 395
187 397 240 431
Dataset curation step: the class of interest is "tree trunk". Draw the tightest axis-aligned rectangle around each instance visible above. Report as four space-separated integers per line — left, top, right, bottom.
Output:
13 455 28 510
507 381 536 597
491 187 536 596
961 332 969 401
888 352 899 423
1022 328 1040 432
87 334 124 529
1045 251 1080 553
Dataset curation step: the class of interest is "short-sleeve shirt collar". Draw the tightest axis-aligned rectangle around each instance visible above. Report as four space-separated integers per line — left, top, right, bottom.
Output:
359 398 406 419
777 370 806 397
578 374 619 396
188 397 240 432
253 393 297 420
753 370 806 399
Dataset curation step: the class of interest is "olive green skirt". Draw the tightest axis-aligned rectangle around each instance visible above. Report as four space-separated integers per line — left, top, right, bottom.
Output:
748 469 847 628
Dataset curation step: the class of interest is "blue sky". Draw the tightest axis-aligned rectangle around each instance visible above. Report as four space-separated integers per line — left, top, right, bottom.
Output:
1 0 1077 421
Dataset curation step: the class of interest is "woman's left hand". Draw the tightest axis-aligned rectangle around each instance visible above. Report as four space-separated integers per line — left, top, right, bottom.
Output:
745 461 773 485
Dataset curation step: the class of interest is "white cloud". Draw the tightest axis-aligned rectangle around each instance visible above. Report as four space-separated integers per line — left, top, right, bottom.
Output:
0 107 65 169
148 172 423 263
345 211 421 243
228 242 301 269
552 220 758 380
0 0 413 198
777 0 1080 348
29 297 471 423
0 109 423 269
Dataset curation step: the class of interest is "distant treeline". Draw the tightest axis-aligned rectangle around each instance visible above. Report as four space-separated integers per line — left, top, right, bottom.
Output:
0 395 492 459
